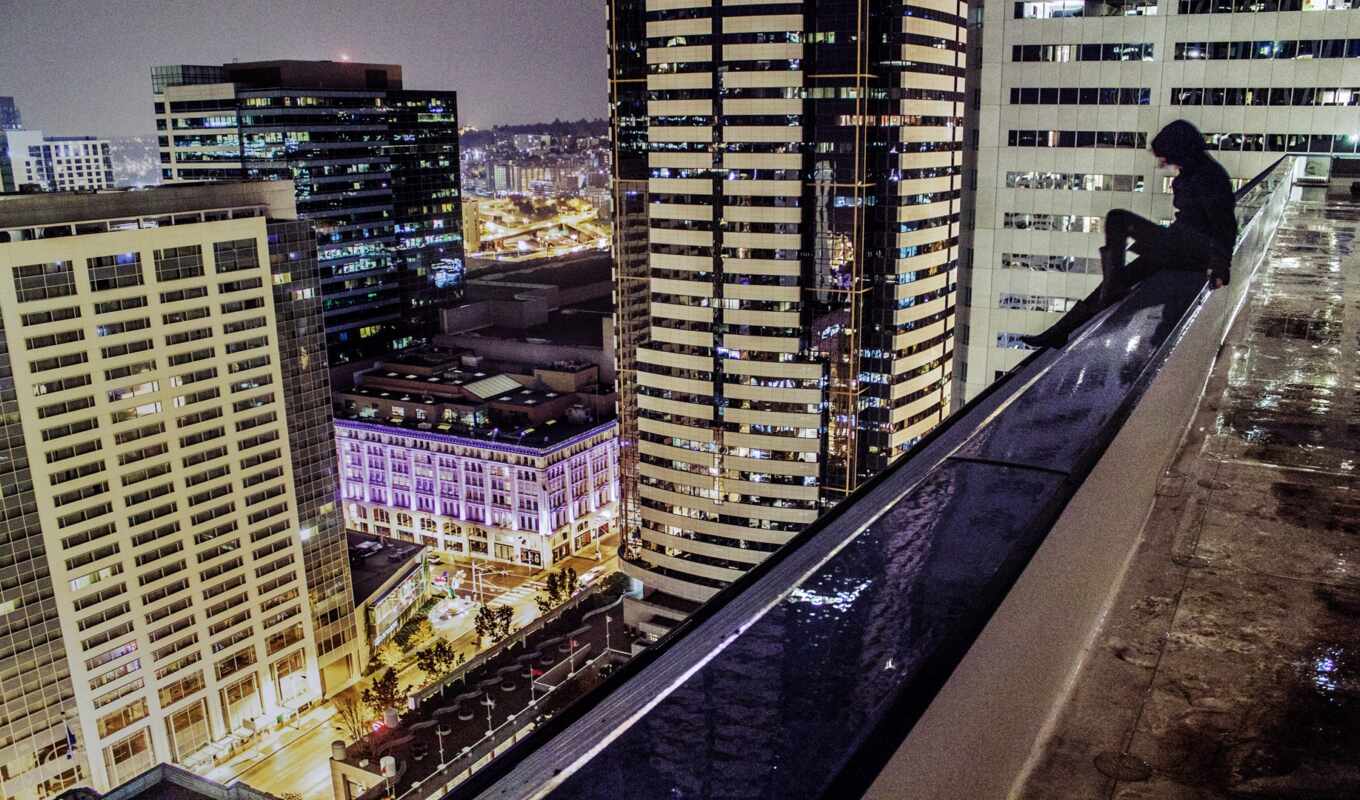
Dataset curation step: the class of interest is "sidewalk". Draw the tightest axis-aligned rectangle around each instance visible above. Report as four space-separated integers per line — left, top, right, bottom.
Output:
203 701 338 785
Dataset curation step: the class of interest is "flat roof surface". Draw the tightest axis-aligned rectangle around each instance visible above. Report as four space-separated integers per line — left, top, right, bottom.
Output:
474 306 608 349
348 531 425 605
1018 187 1360 800
0 181 297 226
475 252 611 289
335 413 614 451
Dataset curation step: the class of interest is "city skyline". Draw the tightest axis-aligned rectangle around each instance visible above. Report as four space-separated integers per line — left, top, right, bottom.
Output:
0 0 605 139
2 0 1358 798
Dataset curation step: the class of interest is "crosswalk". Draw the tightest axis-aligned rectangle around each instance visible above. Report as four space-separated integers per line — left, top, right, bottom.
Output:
490 579 547 606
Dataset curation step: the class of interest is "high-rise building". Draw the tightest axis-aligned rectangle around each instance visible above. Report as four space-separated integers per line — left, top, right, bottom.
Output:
151 61 465 365
0 132 115 193
0 182 356 798
0 96 21 131
608 2 966 633
957 0 1360 402
606 0 649 561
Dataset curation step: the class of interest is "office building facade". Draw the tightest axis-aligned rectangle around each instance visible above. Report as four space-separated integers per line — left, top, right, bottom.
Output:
0 132 115 193
152 61 465 364
609 1 966 631
957 0 1360 401
0 183 354 797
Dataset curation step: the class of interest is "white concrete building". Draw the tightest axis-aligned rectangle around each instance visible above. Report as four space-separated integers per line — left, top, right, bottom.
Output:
0 183 353 797
958 0 1360 401
0 131 114 193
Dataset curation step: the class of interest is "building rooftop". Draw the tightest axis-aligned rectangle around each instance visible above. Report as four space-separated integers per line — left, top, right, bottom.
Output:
348 531 426 606
470 253 611 291
56 764 275 800
0 181 297 228
474 303 610 349
335 414 613 453
335 348 612 450
1017 182 1360 800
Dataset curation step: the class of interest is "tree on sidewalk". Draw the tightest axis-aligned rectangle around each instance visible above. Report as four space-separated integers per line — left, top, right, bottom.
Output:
375 641 402 669
415 640 464 678
535 566 580 614
474 604 515 646
334 693 372 744
361 668 407 716
397 614 435 653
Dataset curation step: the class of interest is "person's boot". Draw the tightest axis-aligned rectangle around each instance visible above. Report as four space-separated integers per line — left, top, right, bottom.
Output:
1018 298 1099 349
1098 246 1129 306
1018 327 1069 349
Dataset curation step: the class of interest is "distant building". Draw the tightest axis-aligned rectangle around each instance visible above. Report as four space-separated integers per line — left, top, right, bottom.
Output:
0 182 356 796
511 133 552 153
580 185 611 221
461 200 481 254
0 96 21 130
0 131 114 192
491 163 511 194
151 60 466 365
334 349 619 569
436 253 615 383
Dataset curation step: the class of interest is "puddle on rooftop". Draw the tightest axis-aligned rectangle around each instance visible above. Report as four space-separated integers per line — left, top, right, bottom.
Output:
1270 481 1360 536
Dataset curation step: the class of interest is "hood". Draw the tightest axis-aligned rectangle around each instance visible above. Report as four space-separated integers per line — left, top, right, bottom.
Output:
1151 120 1208 167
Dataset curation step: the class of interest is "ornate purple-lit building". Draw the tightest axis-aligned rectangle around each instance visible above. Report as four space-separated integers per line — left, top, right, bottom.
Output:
333 351 619 567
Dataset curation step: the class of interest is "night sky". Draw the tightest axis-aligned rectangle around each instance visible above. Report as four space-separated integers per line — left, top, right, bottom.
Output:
0 0 606 137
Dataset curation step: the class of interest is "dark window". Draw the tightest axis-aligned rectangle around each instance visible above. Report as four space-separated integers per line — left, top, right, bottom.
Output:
212 239 259 274
88 253 144 292
13 261 76 302
153 245 204 282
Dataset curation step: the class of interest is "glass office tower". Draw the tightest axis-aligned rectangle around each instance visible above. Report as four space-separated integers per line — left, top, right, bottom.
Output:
153 61 465 365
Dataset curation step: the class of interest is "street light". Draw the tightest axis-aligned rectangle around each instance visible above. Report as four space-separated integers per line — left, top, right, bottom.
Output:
436 723 449 767
482 695 496 737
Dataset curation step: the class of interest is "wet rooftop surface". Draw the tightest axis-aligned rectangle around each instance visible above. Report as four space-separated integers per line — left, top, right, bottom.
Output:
1018 190 1360 799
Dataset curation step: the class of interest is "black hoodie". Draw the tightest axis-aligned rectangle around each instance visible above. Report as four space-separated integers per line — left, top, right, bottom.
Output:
1152 121 1238 277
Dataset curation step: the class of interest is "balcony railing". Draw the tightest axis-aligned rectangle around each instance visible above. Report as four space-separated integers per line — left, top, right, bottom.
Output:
441 155 1305 800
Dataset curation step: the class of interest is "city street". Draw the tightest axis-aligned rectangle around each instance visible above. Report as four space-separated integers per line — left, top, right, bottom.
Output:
333 594 632 800
219 541 618 800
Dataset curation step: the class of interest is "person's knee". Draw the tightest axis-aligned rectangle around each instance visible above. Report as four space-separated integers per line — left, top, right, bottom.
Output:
1105 209 1134 227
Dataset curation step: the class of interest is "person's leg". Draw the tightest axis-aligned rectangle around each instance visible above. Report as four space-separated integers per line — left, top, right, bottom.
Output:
1102 210 1168 304
1021 209 1200 350
1018 284 1103 349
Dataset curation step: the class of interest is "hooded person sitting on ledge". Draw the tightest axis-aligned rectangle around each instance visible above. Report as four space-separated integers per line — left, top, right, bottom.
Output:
1021 119 1238 349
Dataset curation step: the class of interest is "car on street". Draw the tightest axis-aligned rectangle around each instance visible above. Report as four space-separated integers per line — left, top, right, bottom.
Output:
579 566 608 589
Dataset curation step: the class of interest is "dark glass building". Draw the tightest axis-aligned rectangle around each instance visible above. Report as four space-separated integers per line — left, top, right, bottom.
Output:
607 0 650 556
0 96 22 130
387 90 465 343
152 61 465 364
